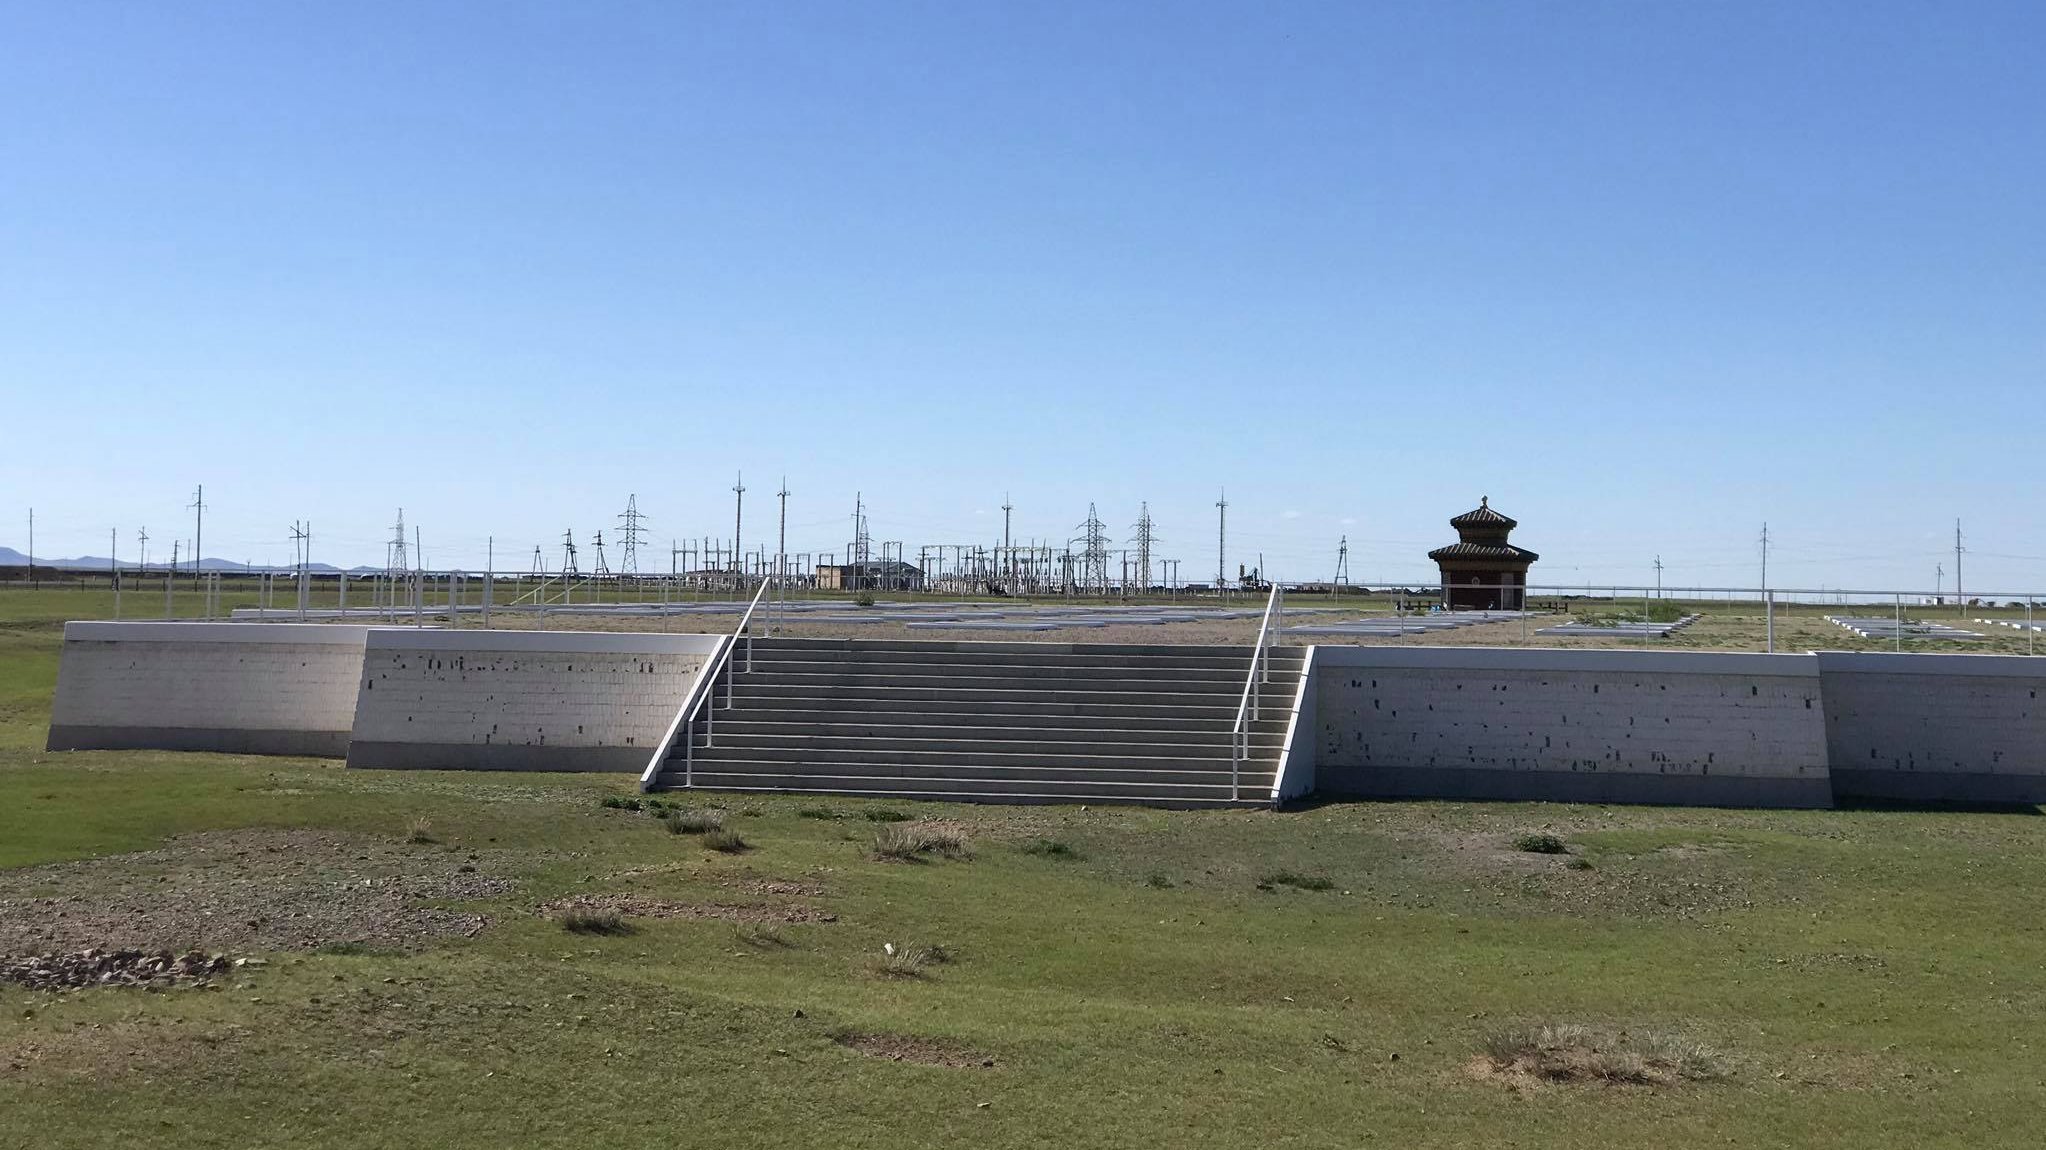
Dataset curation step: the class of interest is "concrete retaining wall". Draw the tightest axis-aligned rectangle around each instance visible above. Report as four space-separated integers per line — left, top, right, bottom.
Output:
345 630 721 772
1818 652 2046 803
1308 646 1832 808
47 622 369 757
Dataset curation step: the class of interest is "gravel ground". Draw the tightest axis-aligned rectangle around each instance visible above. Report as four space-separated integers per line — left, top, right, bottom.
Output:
0 828 517 955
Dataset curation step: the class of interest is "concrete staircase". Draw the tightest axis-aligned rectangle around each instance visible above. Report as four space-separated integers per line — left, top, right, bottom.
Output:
648 637 1306 807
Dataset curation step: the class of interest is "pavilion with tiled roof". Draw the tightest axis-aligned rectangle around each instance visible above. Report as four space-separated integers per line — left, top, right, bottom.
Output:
1428 497 1538 610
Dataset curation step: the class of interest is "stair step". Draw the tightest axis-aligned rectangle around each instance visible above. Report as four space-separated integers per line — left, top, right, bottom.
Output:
683 731 1282 758
660 770 1272 802
647 780 1265 809
669 758 1273 787
728 658 1265 683
666 743 1273 771
701 712 1291 737
725 683 1286 708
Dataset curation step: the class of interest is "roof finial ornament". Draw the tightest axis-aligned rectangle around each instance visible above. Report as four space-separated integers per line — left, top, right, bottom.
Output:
1481 495 1488 507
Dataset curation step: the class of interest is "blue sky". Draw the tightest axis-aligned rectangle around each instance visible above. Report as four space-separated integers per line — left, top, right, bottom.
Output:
3 2 2041 590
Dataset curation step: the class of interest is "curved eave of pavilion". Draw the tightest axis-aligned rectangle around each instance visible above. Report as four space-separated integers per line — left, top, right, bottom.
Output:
1428 543 1539 563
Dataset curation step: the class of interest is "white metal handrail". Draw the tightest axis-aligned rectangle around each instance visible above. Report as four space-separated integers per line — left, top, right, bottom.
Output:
1229 582 1285 800
636 577 772 793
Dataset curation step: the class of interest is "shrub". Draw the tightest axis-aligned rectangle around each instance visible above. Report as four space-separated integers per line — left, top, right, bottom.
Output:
1020 838 1080 860
701 827 749 853
863 809 911 823
1482 1023 1725 1085
557 907 633 936
1513 833 1568 855
1566 856 1595 871
599 795 643 812
1145 872 1173 889
1258 869 1334 892
666 809 725 834
853 592 876 608
406 817 436 844
870 824 971 861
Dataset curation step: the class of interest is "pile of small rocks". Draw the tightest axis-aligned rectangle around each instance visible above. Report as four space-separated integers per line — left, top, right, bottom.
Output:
0 948 239 991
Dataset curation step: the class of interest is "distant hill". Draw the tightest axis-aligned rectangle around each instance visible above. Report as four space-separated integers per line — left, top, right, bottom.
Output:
1 546 382 575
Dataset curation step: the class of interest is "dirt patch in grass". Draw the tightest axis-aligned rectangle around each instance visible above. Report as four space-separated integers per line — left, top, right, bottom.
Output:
536 894 837 924
0 828 515 954
1470 1023 1726 1089
833 1031 995 1068
1 1017 246 1081
717 872 828 898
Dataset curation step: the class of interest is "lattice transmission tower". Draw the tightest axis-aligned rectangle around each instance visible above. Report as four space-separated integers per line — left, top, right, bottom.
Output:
617 495 647 577
1131 503 1157 596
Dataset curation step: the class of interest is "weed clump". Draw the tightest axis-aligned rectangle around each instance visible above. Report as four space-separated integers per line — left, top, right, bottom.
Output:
853 592 876 607
701 827 749 853
733 922 791 949
1480 1023 1725 1085
556 907 634 936
1020 838 1080 860
1566 856 1595 871
862 809 911 823
798 807 841 821
1513 833 1569 855
599 795 644 812
872 942 951 979
1258 870 1334 892
406 817 436 844
666 809 725 834
1144 872 1173 889
870 824 971 862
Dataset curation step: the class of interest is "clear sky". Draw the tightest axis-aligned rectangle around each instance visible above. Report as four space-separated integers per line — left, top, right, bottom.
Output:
4 2 2041 591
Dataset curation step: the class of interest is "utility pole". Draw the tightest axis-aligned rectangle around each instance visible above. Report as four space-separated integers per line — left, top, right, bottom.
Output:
1955 519 1965 612
1132 503 1156 597
137 526 149 572
1001 493 1014 592
1334 536 1350 590
1215 489 1228 594
732 472 746 584
1654 555 1663 597
25 507 32 590
188 485 206 590
776 478 790 586
1759 523 1769 594
1937 563 1944 601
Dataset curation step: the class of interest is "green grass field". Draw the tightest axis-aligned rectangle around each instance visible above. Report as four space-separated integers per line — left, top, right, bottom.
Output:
5 591 2046 1146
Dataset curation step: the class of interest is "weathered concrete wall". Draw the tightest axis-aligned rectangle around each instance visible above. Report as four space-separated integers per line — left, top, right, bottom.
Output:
345 630 721 772
1310 646 1831 808
1818 652 2046 803
47 622 368 757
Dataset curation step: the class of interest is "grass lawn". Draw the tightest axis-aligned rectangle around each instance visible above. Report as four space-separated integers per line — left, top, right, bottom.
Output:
5 598 2046 1146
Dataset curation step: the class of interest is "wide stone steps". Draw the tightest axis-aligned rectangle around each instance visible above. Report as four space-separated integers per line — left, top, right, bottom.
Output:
652 637 1303 808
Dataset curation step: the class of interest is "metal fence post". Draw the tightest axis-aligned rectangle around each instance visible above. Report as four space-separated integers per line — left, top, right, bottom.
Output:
1765 589 1774 653
1894 592 1903 652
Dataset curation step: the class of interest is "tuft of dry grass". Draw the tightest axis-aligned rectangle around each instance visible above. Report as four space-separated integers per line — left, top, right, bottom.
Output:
1480 1023 1725 1086
733 922 791 949
665 809 725 834
870 824 971 862
701 827 748 853
556 907 634 936
406 817 436 844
